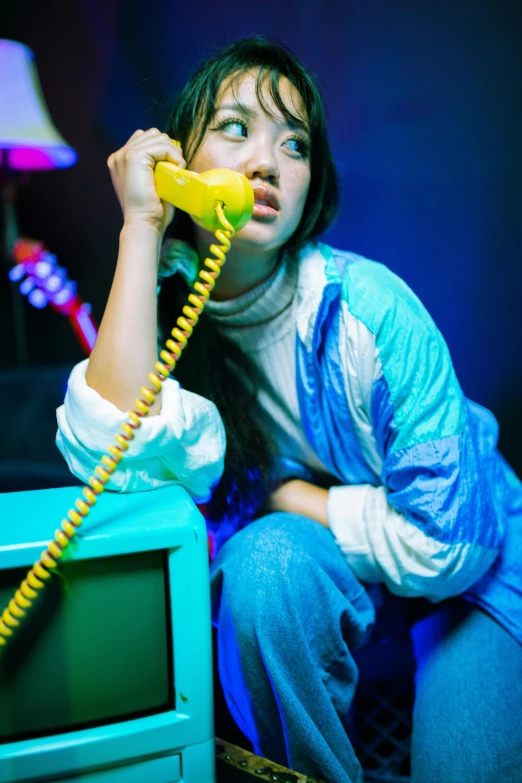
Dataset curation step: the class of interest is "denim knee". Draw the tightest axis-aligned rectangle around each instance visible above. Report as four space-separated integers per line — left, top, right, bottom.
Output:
210 512 375 656
210 513 372 782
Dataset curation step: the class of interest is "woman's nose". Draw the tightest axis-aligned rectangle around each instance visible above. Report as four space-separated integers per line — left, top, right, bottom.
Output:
243 145 279 182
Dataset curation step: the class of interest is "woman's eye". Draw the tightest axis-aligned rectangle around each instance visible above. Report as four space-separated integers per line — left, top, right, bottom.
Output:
220 119 248 137
285 136 309 156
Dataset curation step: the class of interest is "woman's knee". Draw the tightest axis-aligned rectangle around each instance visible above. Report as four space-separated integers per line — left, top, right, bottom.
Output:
211 512 358 607
210 512 375 650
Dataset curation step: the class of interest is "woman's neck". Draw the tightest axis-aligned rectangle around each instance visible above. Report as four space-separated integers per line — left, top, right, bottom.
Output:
195 232 281 301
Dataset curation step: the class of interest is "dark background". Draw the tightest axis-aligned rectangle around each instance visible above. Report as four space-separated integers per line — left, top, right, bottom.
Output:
1 0 521 475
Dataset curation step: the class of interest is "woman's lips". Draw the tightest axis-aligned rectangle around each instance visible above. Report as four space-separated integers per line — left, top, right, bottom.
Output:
252 185 280 216
252 202 279 218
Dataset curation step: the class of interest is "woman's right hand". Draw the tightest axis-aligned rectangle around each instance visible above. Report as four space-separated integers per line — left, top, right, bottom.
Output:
107 128 186 234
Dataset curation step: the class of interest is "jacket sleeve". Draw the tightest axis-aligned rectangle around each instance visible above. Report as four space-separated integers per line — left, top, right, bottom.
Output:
56 359 225 502
327 260 503 601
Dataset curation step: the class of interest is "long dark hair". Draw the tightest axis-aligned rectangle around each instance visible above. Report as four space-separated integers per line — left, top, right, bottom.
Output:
158 35 339 540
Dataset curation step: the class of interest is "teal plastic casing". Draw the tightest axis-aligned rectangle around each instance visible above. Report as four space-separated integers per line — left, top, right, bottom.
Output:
0 485 215 783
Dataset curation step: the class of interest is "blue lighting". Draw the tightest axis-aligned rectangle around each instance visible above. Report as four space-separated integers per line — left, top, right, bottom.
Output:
19 277 35 295
28 289 48 309
8 264 26 282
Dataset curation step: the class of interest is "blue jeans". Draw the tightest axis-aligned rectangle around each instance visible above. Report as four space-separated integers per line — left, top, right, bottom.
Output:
209 513 522 783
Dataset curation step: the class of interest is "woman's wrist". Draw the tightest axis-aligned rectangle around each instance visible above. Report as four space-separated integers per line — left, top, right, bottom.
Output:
119 218 164 269
269 480 330 527
121 216 165 242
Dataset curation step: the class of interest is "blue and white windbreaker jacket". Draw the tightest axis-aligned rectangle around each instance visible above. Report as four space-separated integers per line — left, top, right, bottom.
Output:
294 242 522 641
56 241 522 644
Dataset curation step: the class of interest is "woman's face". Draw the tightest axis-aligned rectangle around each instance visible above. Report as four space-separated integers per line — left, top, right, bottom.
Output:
189 70 312 254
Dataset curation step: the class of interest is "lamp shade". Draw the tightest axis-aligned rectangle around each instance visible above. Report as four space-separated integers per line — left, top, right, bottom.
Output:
0 39 77 170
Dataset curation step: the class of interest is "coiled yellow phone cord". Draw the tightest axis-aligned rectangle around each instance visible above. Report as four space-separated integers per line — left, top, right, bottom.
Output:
0 203 234 648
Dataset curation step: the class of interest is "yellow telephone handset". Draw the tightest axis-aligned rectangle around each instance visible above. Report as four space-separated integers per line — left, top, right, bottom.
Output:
0 147 255 648
155 162 254 233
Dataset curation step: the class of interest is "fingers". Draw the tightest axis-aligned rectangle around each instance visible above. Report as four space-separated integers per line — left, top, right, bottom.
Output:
106 128 186 230
135 141 186 168
125 128 146 144
125 128 179 151
111 129 186 169
125 127 161 147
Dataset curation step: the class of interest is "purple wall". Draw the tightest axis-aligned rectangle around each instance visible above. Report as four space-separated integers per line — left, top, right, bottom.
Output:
2 0 521 470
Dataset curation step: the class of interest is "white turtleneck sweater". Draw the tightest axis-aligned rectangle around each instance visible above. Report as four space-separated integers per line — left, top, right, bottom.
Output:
204 257 332 480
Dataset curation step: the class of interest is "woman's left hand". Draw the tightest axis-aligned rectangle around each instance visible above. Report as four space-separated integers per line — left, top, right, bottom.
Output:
267 480 330 527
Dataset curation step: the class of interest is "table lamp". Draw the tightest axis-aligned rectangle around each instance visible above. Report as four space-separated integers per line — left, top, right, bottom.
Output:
0 38 77 366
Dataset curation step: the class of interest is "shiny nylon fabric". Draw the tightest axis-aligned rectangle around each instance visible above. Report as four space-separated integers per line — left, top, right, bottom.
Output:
296 282 379 487
295 244 522 641
372 373 503 549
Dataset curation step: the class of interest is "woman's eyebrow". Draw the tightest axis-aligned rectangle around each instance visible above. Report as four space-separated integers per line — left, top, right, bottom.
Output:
215 101 310 133
216 102 257 118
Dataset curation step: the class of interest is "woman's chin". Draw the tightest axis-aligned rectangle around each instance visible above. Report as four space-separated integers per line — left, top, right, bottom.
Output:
194 217 290 257
235 220 289 249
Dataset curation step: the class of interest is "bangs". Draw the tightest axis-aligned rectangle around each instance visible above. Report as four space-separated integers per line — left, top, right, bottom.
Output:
185 63 312 162
229 66 310 131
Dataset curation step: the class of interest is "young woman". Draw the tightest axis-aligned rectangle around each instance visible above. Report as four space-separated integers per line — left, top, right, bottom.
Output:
57 36 522 783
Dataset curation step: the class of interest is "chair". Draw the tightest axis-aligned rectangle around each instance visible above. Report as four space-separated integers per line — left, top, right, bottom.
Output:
350 634 414 782
0 363 81 492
